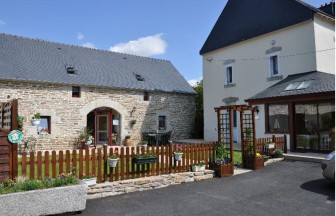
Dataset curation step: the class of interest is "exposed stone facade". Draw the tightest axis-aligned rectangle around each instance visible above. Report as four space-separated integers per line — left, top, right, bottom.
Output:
86 170 215 199
0 80 195 150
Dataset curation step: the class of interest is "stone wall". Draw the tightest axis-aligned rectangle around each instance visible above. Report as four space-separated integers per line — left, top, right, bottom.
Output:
0 80 195 150
87 170 215 199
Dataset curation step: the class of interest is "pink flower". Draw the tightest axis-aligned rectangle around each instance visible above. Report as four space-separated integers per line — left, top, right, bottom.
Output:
177 146 182 150
114 149 118 154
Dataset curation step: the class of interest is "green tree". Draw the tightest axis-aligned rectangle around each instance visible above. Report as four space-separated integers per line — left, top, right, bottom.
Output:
193 80 204 138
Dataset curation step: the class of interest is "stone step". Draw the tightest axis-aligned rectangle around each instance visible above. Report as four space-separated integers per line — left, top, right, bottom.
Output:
284 153 325 163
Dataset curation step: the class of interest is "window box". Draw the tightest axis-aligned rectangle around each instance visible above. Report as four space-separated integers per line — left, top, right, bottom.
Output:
133 156 157 165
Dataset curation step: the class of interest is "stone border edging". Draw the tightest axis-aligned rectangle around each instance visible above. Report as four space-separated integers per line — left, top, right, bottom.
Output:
87 170 215 199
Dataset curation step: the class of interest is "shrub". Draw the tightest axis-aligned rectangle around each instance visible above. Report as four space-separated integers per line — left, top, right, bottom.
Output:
273 149 284 158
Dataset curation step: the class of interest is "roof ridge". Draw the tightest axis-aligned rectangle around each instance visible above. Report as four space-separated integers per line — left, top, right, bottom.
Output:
295 0 335 19
0 32 170 62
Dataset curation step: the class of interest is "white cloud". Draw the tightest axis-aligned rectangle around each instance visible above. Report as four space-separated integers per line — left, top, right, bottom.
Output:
76 32 84 41
188 77 202 87
82 42 96 49
109 34 167 57
0 20 6 28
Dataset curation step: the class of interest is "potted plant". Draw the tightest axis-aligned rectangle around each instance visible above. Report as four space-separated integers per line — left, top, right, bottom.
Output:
78 127 93 150
133 151 157 165
264 139 275 149
255 152 264 169
174 145 183 161
209 143 233 177
80 175 97 186
125 135 132 147
191 161 205 172
31 113 41 126
108 149 119 168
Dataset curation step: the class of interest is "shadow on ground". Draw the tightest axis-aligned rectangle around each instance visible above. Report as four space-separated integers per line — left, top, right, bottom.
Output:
300 178 335 201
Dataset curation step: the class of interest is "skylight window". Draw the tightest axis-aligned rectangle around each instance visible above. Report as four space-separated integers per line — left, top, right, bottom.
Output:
65 65 76 74
285 80 313 91
285 82 301 91
296 80 313 90
134 73 145 81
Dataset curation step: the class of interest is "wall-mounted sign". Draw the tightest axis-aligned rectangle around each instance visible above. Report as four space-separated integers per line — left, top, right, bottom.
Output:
113 120 119 125
8 130 23 144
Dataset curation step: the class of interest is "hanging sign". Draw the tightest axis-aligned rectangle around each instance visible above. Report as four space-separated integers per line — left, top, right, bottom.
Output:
8 130 23 144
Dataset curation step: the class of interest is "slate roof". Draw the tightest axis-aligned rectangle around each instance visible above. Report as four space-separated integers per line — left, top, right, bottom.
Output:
200 0 335 55
0 33 195 95
246 71 335 102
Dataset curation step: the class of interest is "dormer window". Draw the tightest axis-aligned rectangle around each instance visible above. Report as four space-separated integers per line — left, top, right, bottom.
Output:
134 73 145 81
66 65 76 74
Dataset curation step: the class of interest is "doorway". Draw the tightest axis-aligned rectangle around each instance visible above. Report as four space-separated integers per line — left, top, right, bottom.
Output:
294 102 335 151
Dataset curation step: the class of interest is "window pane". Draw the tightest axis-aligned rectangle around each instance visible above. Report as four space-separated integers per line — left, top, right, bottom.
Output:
270 56 278 76
319 103 335 151
226 67 233 84
268 104 288 133
296 80 313 90
38 116 50 134
72 86 80 97
159 116 166 129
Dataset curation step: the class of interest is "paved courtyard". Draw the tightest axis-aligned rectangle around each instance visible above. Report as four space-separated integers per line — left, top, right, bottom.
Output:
76 161 334 216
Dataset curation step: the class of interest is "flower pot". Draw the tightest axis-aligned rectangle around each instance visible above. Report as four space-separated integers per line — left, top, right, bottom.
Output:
108 158 119 167
31 119 41 126
174 152 183 161
199 165 206 171
191 165 200 172
133 157 157 165
255 157 264 170
209 162 234 177
265 143 275 149
80 177 97 187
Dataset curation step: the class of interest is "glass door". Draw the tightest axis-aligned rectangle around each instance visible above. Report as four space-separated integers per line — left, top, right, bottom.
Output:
295 104 318 150
318 103 335 151
97 115 109 144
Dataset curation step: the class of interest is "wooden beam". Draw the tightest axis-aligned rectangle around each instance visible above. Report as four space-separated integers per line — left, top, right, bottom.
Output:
229 109 234 164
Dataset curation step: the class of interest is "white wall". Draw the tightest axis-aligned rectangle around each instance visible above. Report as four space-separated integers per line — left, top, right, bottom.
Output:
203 21 317 142
314 14 335 74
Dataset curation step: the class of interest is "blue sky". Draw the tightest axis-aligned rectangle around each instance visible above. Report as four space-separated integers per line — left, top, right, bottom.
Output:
0 0 330 86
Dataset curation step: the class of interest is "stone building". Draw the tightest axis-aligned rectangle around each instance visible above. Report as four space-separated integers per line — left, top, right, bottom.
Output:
0 33 195 150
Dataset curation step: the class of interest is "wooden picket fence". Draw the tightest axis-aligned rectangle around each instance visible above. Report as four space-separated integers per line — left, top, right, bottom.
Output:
256 134 287 155
18 143 216 183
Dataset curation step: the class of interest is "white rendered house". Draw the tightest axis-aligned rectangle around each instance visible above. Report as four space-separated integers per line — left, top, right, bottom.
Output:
201 0 335 152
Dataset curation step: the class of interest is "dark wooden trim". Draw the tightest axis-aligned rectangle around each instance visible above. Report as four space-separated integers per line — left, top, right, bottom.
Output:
264 104 269 133
246 92 334 105
11 99 18 130
288 102 295 152
229 109 234 163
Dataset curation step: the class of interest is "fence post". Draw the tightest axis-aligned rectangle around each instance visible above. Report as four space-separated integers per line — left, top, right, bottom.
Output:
284 134 287 153
169 143 172 174
272 135 276 144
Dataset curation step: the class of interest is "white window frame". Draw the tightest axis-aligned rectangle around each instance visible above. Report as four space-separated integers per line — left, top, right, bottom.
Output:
225 63 234 85
267 52 280 77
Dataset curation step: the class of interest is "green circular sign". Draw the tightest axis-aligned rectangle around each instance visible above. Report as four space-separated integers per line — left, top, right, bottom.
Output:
8 130 23 144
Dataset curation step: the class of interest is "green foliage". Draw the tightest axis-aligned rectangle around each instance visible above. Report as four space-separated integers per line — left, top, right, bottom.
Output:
133 151 156 159
193 80 204 139
32 113 41 120
125 135 131 139
214 143 229 163
273 149 284 158
78 127 92 142
0 170 79 194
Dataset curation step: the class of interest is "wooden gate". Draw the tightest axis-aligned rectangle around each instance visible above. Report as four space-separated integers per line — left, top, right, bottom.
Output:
0 100 18 182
